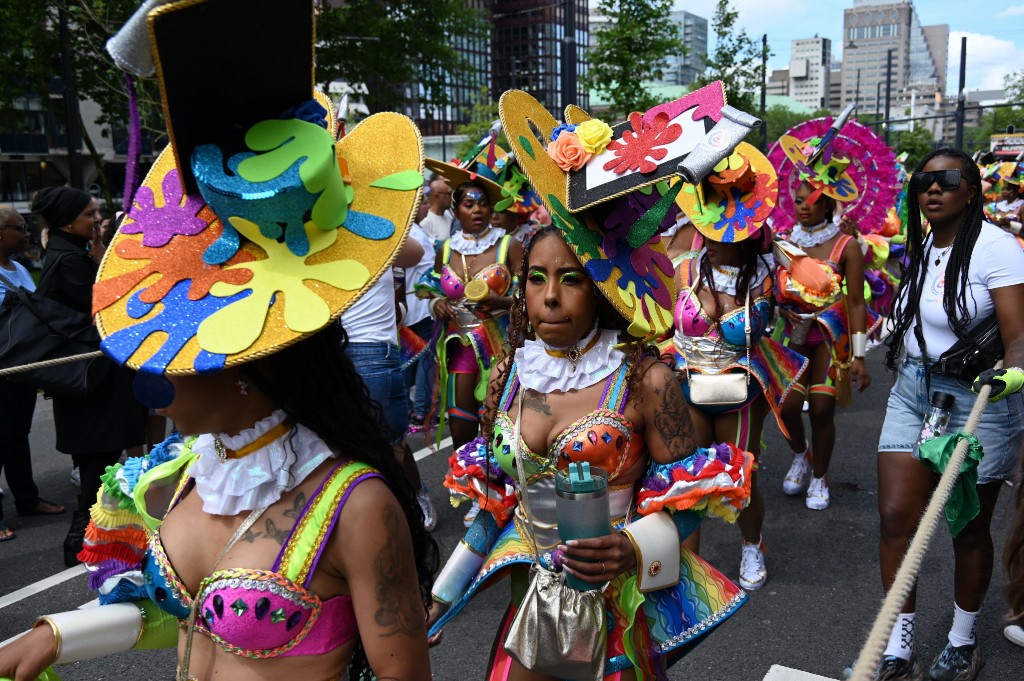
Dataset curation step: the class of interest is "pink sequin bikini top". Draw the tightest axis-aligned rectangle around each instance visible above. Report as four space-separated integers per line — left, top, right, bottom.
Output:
438 236 514 300
492 362 644 483
674 254 773 344
142 459 380 658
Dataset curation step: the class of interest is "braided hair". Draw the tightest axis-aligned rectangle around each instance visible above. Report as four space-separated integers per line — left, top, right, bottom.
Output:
693 238 773 338
884 148 983 371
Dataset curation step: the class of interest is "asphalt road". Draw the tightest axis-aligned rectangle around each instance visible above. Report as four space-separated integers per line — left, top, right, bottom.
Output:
1 348 1021 680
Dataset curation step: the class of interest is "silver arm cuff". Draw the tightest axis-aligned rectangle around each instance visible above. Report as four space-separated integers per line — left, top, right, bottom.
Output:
431 541 485 605
851 332 868 359
36 603 143 664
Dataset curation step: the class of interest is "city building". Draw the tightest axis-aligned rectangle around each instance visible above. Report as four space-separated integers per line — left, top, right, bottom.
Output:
767 68 790 98
788 37 832 111
589 7 708 88
840 0 948 125
828 61 845 111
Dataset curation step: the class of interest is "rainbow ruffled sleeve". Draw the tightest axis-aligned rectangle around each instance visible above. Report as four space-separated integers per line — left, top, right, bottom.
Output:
443 436 517 526
636 443 753 523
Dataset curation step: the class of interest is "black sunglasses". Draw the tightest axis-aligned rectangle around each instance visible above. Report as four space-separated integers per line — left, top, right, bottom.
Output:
909 169 962 193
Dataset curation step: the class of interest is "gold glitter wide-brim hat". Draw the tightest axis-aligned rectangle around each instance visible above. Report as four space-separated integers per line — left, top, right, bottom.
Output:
93 0 423 379
424 157 506 210
499 82 734 337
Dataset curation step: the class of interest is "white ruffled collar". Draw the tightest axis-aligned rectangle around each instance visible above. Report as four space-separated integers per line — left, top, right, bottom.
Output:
449 226 506 255
190 409 336 515
696 248 771 296
789 220 840 248
515 327 624 393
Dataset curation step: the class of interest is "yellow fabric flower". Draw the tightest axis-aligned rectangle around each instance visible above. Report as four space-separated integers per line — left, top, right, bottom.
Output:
575 119 614 154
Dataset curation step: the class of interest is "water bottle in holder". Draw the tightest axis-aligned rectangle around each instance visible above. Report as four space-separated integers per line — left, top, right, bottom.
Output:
555 462 611 591
913 390 955 459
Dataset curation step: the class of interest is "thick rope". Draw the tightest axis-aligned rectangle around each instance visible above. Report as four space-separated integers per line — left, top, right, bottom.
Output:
848 361 1001 680
0 351 104 377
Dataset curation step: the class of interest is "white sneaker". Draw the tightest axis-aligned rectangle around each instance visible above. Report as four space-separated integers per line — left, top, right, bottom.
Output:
782 451 811 496
806 475 830 510
739 540 767 590
1005 624 1024 648
462 500 480 528
416 486 437 532
69 467 81 487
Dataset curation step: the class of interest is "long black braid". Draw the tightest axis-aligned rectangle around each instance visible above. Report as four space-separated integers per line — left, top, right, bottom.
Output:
884 148 984 371
241 323 439 680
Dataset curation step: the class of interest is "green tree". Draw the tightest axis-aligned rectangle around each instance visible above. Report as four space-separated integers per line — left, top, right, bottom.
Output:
454 87 506 161
692 0 770 115
584 0 678 120
0 1 57 132
895 124 936 169
761 105 833 149
316 0 487 116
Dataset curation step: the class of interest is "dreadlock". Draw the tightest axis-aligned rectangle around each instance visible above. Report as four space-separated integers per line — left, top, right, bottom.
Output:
884 148 984 371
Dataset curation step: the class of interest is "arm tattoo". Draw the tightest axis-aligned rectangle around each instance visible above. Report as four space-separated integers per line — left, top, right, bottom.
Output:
373 505 424 637
523 390 551 416
282 492 307 520
264 519 289 546
653 372 697 459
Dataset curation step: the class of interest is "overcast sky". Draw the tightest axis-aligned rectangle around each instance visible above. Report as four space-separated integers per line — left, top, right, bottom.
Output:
673 0 1024 94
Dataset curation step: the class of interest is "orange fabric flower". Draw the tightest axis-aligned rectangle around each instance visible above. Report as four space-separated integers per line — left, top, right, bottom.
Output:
547 132 591 172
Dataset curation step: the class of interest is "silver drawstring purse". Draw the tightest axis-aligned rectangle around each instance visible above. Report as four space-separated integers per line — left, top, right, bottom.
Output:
503 389 607 680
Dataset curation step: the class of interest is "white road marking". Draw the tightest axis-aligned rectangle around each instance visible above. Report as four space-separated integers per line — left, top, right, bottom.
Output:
0 565 86 610
413 436 453 461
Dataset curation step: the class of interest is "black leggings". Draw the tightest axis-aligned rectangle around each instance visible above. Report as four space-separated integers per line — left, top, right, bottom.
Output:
72 451 123 511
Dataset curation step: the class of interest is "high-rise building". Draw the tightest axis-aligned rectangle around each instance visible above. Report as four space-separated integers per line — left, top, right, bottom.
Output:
789 37 832 111
840 1 948 122
589 7 708 88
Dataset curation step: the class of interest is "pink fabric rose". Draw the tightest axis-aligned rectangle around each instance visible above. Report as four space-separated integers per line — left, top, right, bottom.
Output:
547 132 591 172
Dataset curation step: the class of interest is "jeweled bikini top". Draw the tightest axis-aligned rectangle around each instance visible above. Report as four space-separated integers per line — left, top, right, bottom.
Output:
492 361 643 485
674 252 772 346
142 457 380 658
439 235 513 301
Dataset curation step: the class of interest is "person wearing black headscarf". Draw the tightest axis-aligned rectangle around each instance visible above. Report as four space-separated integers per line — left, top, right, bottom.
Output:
31 186 147 566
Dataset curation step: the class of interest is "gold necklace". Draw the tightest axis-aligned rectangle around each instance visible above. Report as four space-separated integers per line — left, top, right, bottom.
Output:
544 331 602 367
212 420 294 463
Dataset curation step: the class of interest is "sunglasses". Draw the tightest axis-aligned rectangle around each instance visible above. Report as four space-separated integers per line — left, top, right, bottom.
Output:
909 169 962 193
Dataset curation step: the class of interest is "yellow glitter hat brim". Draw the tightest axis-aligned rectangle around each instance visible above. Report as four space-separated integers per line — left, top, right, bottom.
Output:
778 134 859 203
499 90 675 338
425 157 505 209
95 111 422 374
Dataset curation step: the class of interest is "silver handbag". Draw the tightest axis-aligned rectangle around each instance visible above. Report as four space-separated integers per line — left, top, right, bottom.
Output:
683 289 752 407
503 391 607 680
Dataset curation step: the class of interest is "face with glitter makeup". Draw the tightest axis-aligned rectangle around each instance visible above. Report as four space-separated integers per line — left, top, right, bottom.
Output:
794 182 834 228
455 183 492 235
525 231 598 348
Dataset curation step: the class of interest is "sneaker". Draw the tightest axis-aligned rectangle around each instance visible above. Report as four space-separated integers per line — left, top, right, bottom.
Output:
738 539 767 590
782 451 811 495
806 475 830 510
1005 624 1024 648
69 467 81 487
927 642 983 681
843 655 922 680
416 486 437 532
462 500 480 528
407 414 425 434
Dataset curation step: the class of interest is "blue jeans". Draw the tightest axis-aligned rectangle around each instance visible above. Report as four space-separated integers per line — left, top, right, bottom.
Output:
345 342 408 444
404 317 438 418
878 356 1024 483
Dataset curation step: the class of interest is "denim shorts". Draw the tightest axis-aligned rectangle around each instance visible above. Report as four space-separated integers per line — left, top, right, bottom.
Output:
878 356 1024 483
344 342 409 444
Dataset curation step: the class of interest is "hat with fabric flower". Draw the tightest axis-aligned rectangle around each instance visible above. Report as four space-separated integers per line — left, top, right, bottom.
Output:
768 116 898 235
424 157 506 209
675 142 777 245
93 0 423 385
500 82 741 337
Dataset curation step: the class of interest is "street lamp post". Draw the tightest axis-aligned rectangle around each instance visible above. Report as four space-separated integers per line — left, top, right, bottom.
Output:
561 0 577 110
883 48 893 145
760 33 767 152
854 68 861 107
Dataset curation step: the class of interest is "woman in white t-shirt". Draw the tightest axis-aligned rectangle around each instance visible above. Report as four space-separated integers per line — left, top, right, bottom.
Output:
873 149 1024 681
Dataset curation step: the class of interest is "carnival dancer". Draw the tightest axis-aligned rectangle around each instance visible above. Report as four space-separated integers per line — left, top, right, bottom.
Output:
984 164 1023 241
0 3 436 679
417 158 523 478
767 115 898 510
871 148 1024 680
426 85 756 681
664 142 809 590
